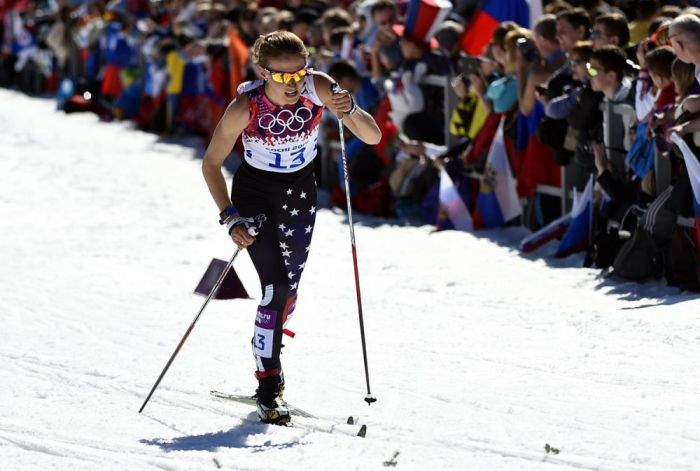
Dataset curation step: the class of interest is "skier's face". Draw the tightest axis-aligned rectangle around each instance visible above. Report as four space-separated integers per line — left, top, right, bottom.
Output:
261 55 308 105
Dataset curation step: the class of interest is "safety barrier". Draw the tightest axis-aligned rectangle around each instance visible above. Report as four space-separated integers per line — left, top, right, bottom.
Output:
317 73 696 231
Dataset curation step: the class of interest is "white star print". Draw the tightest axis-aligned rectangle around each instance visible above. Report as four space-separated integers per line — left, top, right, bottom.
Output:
278 223 286 231
286 188 293 195
305 246 310 252
290 282 298 290
290 208 299 216
298 261 306 270
279 242 288 249
282 204 288 210
282 249 292 257
304 225 312 234
288 271 296 279
285 229 295 237
309 206 316 214
300 191 306 199
284 259 290 266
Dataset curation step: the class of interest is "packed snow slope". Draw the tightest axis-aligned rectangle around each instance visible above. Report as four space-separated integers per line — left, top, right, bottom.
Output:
1 89 700 471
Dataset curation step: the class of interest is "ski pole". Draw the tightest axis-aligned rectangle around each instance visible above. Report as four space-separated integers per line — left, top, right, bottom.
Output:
139 227 257 413
336 100 376 406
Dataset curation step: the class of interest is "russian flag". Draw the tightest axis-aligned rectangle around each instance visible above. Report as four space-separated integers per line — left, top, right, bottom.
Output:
520 213 571 253
403 0 453 45
462 0 543 55
670 133 700 255
555 176 594 258
474 120 522 228
439 167 473 231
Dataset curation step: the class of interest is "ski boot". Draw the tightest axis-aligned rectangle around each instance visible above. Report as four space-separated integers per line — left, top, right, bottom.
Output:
255 373 290 425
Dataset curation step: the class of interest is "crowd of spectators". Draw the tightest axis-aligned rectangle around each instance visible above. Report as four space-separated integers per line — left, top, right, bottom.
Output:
2 0 700 289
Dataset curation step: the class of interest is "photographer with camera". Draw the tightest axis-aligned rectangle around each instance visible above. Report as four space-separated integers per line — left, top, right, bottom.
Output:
456 25 524 175
513 16 569 227
465 23 519 115
516 16 566 118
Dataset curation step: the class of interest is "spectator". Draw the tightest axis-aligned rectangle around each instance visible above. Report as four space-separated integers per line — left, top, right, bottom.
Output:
591 13 630 49
589 45 633 115
476 28 527 115
328 59 379 114
563 41 605 187
556 8 591 54
517 15 566 117
433 20 464 72
4 0 700 288
320 7 352 47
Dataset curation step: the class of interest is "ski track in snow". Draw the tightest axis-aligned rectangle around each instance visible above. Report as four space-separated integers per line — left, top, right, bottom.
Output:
1 89 700 470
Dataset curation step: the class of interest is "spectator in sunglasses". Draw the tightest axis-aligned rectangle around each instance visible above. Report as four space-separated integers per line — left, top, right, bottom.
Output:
588 45 635 165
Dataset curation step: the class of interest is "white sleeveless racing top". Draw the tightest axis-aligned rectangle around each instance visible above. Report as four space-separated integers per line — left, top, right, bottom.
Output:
237 75 324 173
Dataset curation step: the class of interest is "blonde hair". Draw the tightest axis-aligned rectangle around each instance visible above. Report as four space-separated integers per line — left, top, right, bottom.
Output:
672 57 696 97
570 40 593 62
252 31 309 68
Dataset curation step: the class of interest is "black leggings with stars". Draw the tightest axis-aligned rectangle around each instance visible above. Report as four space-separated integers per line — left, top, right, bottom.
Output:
230 160 317 392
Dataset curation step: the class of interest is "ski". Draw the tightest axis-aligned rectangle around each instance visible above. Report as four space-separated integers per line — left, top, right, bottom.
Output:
210 390 367 437
210 390 316 418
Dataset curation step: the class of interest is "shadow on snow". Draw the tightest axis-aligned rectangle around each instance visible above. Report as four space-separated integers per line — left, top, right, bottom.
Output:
140 412 303 452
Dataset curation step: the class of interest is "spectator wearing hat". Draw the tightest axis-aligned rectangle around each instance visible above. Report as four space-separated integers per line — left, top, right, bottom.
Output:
381 0 451 135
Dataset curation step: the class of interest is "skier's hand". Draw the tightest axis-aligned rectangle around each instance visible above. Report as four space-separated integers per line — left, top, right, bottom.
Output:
329 86 354 118
231 224 256 249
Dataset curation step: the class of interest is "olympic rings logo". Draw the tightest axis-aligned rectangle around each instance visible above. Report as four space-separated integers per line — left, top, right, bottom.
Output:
258 107 313 135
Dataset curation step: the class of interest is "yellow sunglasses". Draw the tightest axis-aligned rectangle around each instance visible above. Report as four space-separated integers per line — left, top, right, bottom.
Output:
264 67 308 84
586 62 599 77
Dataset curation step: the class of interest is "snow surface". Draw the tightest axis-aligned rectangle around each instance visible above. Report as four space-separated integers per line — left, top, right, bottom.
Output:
2 89 700 471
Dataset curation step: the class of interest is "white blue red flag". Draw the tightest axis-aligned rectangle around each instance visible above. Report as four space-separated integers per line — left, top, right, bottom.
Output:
439 167 473 231
474 120 522 228
403 0 453 45
520 213 571 253
462 0 543 55
555 176 594 257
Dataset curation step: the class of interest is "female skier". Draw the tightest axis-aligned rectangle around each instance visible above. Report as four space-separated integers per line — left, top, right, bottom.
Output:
202 31 381 424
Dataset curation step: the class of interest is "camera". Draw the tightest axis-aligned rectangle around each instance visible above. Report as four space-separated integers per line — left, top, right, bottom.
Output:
516 37 539 62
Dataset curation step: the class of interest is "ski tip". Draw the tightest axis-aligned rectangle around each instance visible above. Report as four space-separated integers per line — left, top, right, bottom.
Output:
347 416 354 425
357 424 367 438
364 394 377 405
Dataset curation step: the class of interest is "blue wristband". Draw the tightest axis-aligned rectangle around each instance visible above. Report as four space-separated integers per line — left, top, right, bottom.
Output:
219 206 237 225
